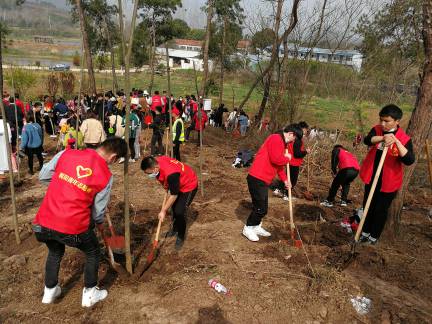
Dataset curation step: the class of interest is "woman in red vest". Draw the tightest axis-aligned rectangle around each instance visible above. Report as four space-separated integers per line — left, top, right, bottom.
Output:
141 155 198 250
358 104 415 244
243 124 302 242
32 137 127 307
320 144 360 207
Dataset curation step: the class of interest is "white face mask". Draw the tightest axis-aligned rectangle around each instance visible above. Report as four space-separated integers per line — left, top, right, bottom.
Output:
148 171 159 179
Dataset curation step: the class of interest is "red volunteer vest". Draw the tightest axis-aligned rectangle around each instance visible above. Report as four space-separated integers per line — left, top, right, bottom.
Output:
287 140 305 167
151 95 162 112
359 126 410 193
157 156 198 193
34 149 112 234
338 149 360 170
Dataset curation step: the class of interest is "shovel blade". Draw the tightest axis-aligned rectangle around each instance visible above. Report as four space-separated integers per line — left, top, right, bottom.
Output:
105 236 125 249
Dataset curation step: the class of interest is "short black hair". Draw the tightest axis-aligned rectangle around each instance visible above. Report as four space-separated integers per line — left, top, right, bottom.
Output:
298 121 309 129
155 90 159 95
379 104 403 120
284 123 303 139
99 137 128 158
26 111 35 123
333 144 344 150
34 102 42 108
141 156 158 171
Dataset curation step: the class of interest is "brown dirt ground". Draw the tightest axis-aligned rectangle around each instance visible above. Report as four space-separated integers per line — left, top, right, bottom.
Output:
0 127 431 324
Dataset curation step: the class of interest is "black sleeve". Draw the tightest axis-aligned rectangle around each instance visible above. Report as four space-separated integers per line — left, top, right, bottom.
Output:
363 127 377 146
293 139 307 158
399 139 415 166
167 173 180 195
174 121 182 142
331 148 340 174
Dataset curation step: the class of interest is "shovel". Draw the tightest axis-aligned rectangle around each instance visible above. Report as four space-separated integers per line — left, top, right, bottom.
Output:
105 211 125 253
101 234 129 278
286 157 303 249
344 145 389 266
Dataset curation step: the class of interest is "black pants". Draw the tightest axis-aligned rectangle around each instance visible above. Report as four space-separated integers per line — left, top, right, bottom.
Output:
129 137 136 159
271 165 299 196
35 226 100 289
362 185 397 239
151 133 163 155
327 167 358 202
173 140 181 161
185 123 195 141
25 146 43 173
172 188 197 240
246 175 268 226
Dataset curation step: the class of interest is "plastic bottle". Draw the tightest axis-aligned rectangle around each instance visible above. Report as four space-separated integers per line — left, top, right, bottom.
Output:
208 279 229 294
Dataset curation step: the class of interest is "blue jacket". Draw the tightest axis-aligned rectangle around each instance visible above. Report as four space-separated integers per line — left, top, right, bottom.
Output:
20 123 43 149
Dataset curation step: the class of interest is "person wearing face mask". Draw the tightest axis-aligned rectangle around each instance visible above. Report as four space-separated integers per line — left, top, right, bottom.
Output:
141 155 198 250
242 124 302 242
32 137 128 307
358 104 415 245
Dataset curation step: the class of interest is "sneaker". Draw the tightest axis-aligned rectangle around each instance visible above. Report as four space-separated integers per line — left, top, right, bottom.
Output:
283 195 296 201
340 200 348 207
273 189 283 198
320 200 333 207
82 287 108 308
42 285 61 304
50 135 57 138
175 237 184 251
359 232 370 243
118 157 125 164
242 225 259 242
364 236 377 245
128 158 136 163
42 152 48 157
254 223 271 237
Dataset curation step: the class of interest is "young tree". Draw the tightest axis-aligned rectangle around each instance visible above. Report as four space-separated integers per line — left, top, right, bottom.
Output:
214 0 244 105
201 0 214 97
73 0 97 94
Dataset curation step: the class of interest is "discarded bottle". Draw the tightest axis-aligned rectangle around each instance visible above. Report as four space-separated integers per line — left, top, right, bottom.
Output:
208 279 229 295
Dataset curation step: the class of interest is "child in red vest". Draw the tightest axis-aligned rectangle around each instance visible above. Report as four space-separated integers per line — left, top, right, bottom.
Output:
141 155 198 250
320 144 360 207
32 137 127 307
243 124 302 242
358 104 415 244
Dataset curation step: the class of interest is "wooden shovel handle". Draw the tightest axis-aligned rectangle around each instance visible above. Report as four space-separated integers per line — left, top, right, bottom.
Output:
285 149 294 230
354 145 389 241
154 191 169 244
105 210 115 236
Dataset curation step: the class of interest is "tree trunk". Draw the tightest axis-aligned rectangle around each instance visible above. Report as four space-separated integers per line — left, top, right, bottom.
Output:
118 0 139 274
256 74 271 125
103 17 118 92
165 44 173 157
75 0 96 94
0 29 20 245
149 18 156 94
201 0 213 97
218 16 228 105
385 1 432 240
238 0 300 111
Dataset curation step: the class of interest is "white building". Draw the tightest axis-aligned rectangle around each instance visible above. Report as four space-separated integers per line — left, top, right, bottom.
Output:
155 47 206 70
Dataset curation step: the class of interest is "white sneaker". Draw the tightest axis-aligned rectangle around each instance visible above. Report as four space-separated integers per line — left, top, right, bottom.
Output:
242 225 259 242
254 223 271 237
128 158 136 163
118 157 125 164
42 285 61 304
82 287 108 308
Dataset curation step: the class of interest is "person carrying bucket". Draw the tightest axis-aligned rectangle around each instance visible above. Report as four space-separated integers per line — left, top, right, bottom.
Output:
242 124 303 242
141 155 198 250
358 104 415 245
32 137 127 307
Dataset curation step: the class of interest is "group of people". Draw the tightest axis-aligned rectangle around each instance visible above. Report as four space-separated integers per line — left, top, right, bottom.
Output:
209 105 251 136
1 90 415 309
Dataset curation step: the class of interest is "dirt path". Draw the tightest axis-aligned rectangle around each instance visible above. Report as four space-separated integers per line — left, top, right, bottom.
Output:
0 127 431 323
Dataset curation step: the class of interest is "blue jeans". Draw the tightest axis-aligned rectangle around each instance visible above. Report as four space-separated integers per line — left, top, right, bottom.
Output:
34 226 100 288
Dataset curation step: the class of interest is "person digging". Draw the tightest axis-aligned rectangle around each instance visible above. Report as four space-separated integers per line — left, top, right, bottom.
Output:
358 104 415 245
32 137 127 307
243 124 302 242
141 155 198 250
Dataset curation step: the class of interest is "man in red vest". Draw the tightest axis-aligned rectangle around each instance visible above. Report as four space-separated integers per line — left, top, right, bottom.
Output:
141 155 198 250
320 144 360 207
32 137 127 307
358 104 415 244
150 90 165 118
243 124 302 242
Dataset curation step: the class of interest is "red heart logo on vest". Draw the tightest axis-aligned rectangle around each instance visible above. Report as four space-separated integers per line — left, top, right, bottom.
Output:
76 165 93 179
